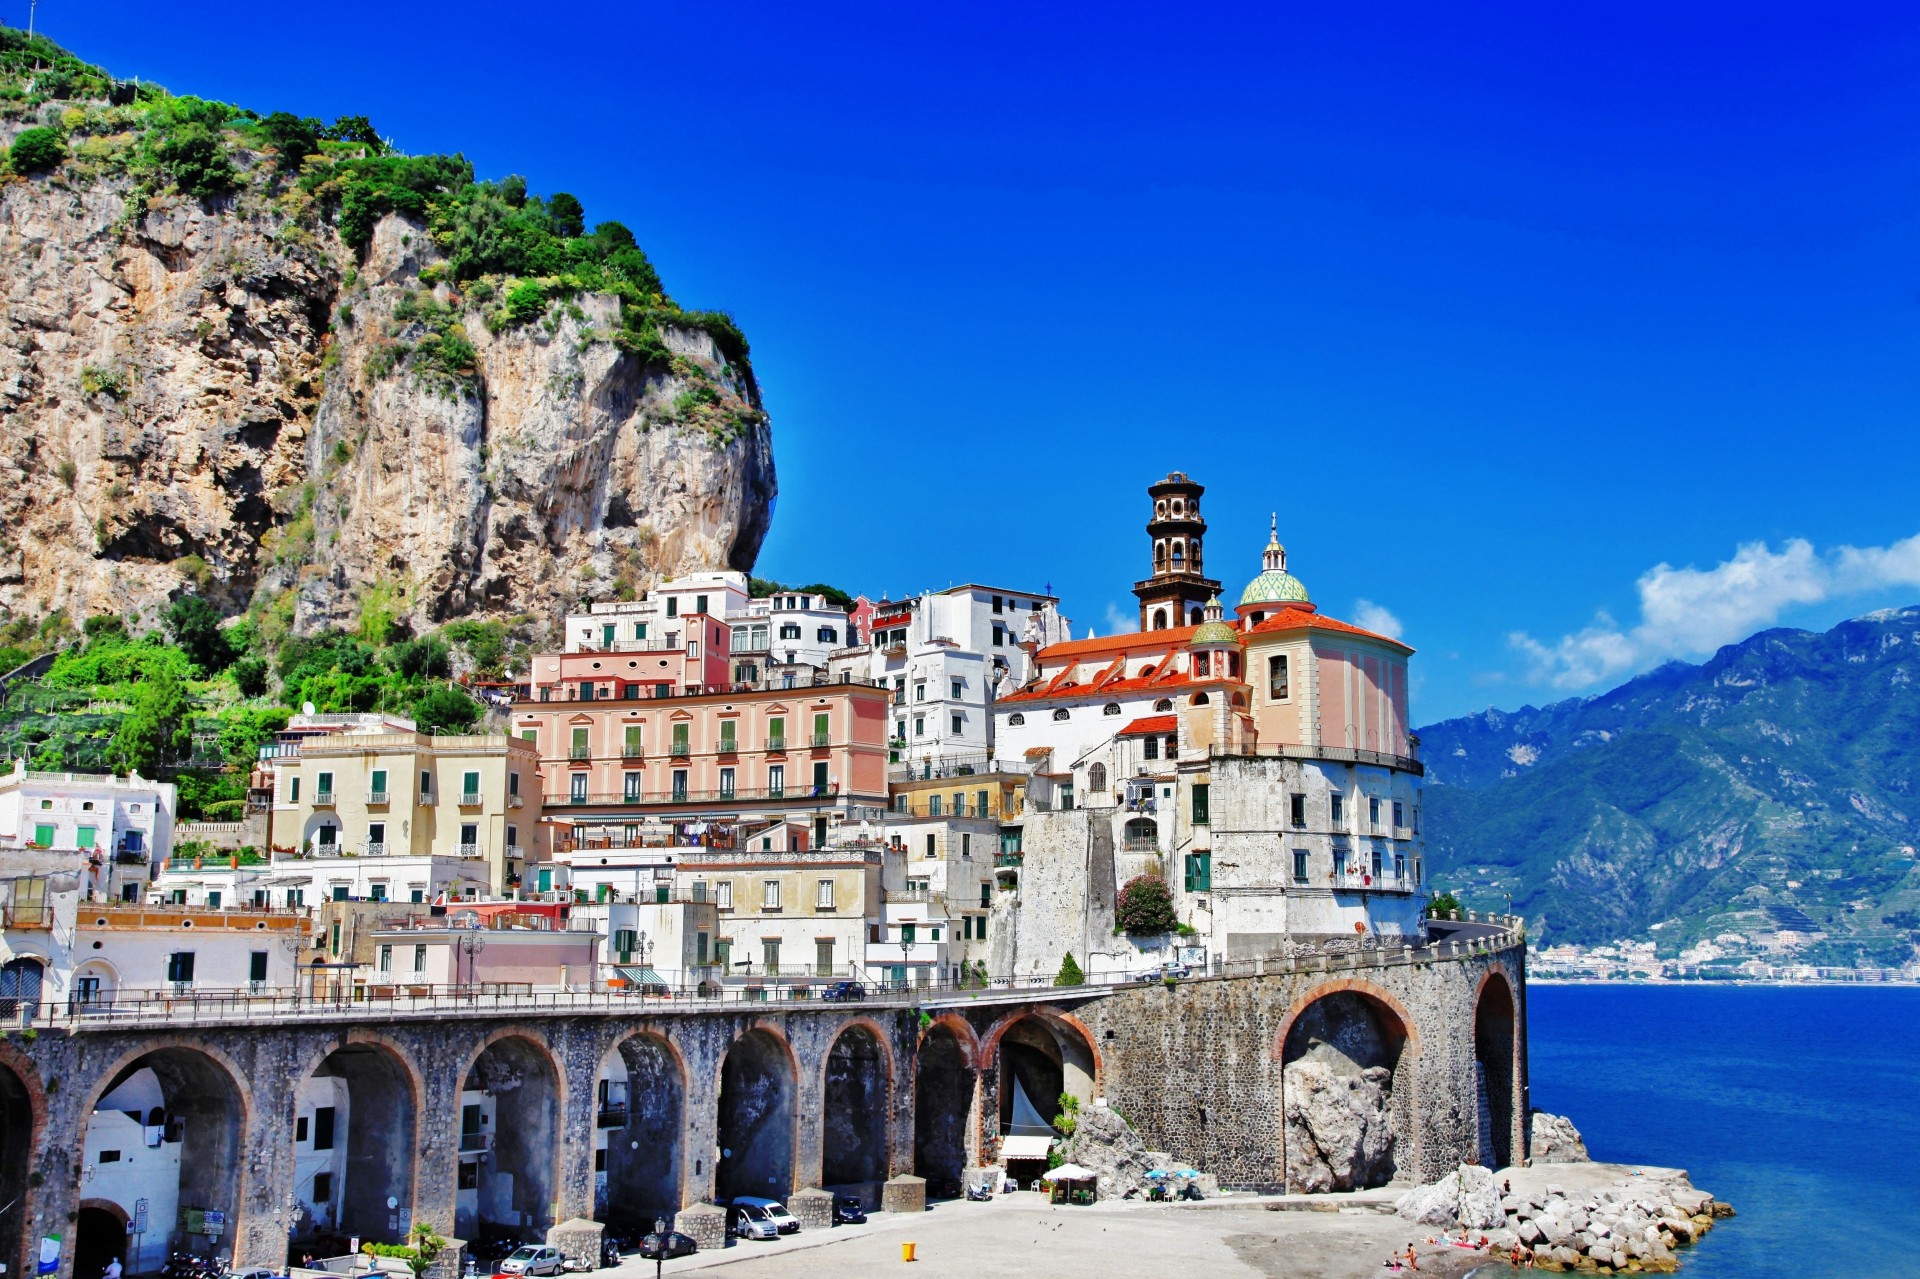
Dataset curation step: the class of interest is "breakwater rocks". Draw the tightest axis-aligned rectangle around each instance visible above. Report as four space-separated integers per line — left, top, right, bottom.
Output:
1396 1163 1734 1273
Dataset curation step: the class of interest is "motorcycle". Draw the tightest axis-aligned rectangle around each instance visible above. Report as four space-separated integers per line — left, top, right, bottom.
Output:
561 1254 594 1273
964 1183 993 1202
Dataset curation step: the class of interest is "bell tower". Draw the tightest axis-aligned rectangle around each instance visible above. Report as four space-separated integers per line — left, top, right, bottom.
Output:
1132 472 1223 631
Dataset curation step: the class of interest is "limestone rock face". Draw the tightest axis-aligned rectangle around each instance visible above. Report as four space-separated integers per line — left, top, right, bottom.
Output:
1393 1164 1502 1230
1059 1105 1155 1201
0 174 774 632
1528 1110 1592 1164
1282 1058 1395 1192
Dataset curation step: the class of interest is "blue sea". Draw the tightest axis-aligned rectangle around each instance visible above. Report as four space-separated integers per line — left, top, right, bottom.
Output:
1527 984 1920 1279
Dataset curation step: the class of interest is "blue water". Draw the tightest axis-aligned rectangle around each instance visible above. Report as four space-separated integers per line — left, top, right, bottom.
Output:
1527 984 1920 1279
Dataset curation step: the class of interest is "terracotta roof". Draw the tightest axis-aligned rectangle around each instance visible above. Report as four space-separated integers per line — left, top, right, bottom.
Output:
1245 609 1413 653
1118 715 1178 736
1034 625 1200 660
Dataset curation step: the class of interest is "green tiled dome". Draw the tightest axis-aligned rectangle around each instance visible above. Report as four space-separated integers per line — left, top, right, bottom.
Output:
1190 618 1239 645
1238 569 1311 607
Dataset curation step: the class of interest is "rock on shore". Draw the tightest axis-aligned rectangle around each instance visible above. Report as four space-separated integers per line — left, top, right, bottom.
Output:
1529 1110 1592 1164
1395 1162 1734 1274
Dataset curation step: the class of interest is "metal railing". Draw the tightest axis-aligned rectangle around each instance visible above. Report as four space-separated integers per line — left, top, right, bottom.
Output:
1 905 55 929
369 790 390 805
314 791 335 807
559 784 840 806
1210 743 1424 776
459 792 482 806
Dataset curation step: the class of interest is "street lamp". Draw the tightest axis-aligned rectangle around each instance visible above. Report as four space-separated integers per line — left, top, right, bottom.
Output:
634 930 655 999
458 933 486 991
652 1216 667 1279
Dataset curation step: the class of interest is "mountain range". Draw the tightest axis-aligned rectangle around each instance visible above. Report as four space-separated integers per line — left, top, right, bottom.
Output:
1416 607 1920 963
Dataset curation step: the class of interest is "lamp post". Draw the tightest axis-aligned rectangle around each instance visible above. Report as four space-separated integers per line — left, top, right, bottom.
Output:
458 932 486 991
652 1215 667 1279
635 930 655 999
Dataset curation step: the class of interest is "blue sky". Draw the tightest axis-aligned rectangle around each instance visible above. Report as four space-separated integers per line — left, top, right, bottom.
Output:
38 1 1920 721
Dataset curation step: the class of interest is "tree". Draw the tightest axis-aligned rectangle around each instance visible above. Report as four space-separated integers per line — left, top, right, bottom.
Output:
230 655 269 697
111 672 190 773
166 594 235 673
1425 891 1462 919
322 114 382 147
259 111 321 173
8 127 65 173
1115 874 1179 934
389 636 451 680
547 192 585 238
413 686 480 734
156 121 237 198
1053 951 1085 987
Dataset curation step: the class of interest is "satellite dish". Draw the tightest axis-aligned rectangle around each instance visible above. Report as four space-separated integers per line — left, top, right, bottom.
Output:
302 701 317 715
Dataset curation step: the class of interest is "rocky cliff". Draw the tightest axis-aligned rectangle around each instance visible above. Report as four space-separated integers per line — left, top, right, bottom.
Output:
0 36 775 637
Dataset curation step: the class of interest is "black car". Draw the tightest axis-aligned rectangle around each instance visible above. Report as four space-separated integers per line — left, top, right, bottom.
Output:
637 1231 698 1261
832 1195 867 1225
821 981 867 1002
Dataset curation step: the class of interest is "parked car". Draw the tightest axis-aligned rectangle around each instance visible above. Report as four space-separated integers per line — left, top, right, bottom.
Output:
636 1230 698 1260
832 1195 867 1225
498 1246 565 1277
732 1196 800 1235
821 981 867 1002
726 1202 780 1242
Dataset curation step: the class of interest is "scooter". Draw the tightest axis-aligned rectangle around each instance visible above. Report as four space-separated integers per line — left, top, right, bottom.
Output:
561 1254 594 1273
964 1182 993 1202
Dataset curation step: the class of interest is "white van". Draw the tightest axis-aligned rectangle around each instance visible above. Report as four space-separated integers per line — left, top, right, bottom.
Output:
732 1196 800 1234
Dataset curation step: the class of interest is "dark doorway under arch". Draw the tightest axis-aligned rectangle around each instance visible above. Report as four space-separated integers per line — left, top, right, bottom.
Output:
0 1064 33 1277
913 1026 975 1196
598 1034 683 1233
716 1030 794 1202
821 1026 889 1200
1280 993 1410 1192
304 1043 417 1248
459 1038 559 1245
1475 976 1517 1170
74 1205 127 1279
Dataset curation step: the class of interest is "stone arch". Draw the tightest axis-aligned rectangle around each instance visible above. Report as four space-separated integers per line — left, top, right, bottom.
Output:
0 1051 43 1279
821 1022 893 1200
1474 967 1520 1171
295 1034 423 1246
595 1029 686 1231
455 1031 563 1244
913 1019 978 1196
715 1026 797 1202
1274 981 1420 1193
80 1042 249 1271
1152 609 1168 631
983 1010 1099 1146
74 1201 128 1279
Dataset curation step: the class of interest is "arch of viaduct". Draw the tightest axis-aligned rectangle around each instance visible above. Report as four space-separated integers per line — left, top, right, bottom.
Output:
0 943 1525 1278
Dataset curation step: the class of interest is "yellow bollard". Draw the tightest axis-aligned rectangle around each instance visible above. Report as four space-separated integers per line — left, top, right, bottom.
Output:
902 1241 917 1262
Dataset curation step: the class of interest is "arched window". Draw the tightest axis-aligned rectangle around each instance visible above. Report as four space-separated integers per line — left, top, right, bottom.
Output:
1152 609 1168 630
1189 607 1203 625
1170 539 1185 568
1007 713 1025 726
1156 500 1167 517
1155 541 1167 567
1103 703 1121 716
1153 698 1173 712
1052 708 1070 722
1087 763 1107 791
1171 498 1184 515
1195 652 1210 676
1190 536 1202 569
1191 692 1210 707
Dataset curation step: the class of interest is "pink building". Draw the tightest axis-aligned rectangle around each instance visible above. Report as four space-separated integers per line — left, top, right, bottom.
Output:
525 613 732 702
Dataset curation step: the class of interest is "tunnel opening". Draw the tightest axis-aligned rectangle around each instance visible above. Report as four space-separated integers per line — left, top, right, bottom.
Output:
81 1049 244 1274
995 1015 1095 1188
0 1064 34 1277
74 1204 127 1279
913 1024 975 1198
715 1029 794 1203
295 1043 417 1254
1475 974 1518 1170
821 1025 890 1206
596 1033 684 1234
458 1037 559 1249
1280 991 1410 1192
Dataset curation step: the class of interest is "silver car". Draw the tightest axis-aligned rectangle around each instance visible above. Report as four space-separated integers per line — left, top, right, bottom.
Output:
499 1246 564 1277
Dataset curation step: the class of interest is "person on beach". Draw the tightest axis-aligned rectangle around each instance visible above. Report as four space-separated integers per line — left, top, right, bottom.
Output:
1402 1244 1420 1270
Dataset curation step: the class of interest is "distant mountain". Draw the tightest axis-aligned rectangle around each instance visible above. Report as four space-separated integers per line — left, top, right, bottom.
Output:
1416 607 1920 961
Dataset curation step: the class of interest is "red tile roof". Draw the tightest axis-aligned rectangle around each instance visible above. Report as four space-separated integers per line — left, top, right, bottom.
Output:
1035 625 1200 660
1245 610 1413 653
1117 714 1178 736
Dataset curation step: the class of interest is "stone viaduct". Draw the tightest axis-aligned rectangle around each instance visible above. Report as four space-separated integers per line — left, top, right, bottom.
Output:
0 924 1525 1279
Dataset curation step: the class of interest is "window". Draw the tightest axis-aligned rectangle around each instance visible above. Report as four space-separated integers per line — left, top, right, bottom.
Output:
1007 713 1025 727
818 626 838 644
914 716 926 737
951 714 963 734
977 789 989 815
928 794 943 816
459 823 477 849
813 712 830 744
313 1105 336 1151
1334 847 1348 879
1269 654 1289 700
1153 698 1173 712
1191 783 1210 826
316 770 335 799
672 769 689 801
914 682 926 702
332 885 349 902
370 768 388 799
951 678 965 698
1052 708 1069 721
378 944 393 972
1088 763 1107 792
925 833 938 859
420 769 433 797
1369 796 1382 829
461 770 480 802
1331 793 1345 825
1183 852 1211 892
666 597 678 618
962 832 973 858
816 878 834 909
166 952 195 984
249 951 268 983
901 923 917 945
696 594 709 615
716 881 733 909
369 882 388 902
288 775 301 804
762 879 781 909
1371 845 1385 876
313 1171 333 1204
1103 702 1121 716
1290 793 1306 828
671 723 690 756
622 770 642 802
1292 849 1310 883
76 825 96 849
769 764 785 797
993 625 1005 646
1393 800 1405 828
992 595 1003 614
719 767 736 799
816 939 835 975
768 716 786 748
719 720 737 752
813 760 829 792
570 774 587 803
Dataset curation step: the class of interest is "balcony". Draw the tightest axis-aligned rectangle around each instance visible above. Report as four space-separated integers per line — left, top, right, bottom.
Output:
114 848 150 865
555 784 839 807
765 737 787 752
810 734 832 748
459 1130 491 1153
459 791 482 807
456 843 481 858
570 745 593 761
368 790 390 805
621 748 646 762
365 842 388 857
669 743 691 759
596 1103 629 1129
508 793 524 808
313 790 335 808
993 853 1023 868
1 905 54 929
717 739 739 757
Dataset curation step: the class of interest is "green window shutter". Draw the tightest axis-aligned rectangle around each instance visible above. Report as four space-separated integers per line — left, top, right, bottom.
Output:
1191 783 1210 826
371 769 387 792
76 826 96 849
624 726 643 756
813 712 830 740
33 824 54 847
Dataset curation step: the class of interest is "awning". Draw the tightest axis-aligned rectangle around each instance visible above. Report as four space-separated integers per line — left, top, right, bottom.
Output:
999 1135 1054 1161
613 967 667 986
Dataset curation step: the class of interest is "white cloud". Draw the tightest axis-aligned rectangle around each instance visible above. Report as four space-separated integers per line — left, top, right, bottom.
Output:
1104 602 1139 636
1511 532 1920 689
1351 599 1405 640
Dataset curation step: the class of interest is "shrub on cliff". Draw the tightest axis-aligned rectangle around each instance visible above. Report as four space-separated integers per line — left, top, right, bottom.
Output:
1115 874 1179 934
412 686 481 735
154 120 237 198
8 126 65 173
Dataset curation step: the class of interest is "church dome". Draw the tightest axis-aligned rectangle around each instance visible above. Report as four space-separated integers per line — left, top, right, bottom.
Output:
1188 595 1239 646
1238 517 1311 607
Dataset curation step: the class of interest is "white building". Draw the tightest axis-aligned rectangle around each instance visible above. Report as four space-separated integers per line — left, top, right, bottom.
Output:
559 573 857 683
0 763 176 901
152 850 493 910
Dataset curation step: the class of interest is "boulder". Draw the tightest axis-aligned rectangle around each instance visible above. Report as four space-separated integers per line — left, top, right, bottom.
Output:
1394 1164 1504 1230
1284 1058 1396 1191
1395 1176 1460 1227
1517 1220 1544 1246
1059 1104 1155 1201
1530 1111 1592 1164
1457 1165 1505 1230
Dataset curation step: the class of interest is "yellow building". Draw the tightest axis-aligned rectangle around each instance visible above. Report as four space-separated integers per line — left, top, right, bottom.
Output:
268 731 539 894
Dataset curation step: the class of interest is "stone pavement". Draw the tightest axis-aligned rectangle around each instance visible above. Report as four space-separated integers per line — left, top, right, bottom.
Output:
607 1191 1502 1279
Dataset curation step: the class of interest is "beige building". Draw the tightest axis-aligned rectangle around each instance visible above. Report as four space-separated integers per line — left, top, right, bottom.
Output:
268 731 539 894
674 846 883 989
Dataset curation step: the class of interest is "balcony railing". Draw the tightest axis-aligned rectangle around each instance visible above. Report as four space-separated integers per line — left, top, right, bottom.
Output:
1210 742 1424 776
1 905 55 929
459 792 482 806
368 790 390 805
365 842 388 857
562 784 840 806
1121 837 1159 853
993 853 1023 868
313 791 335 807
669 743 691 758
456 843 481 858
570 745 592 760
765 737 787 752
810 734 833 748
459 1130 491 1153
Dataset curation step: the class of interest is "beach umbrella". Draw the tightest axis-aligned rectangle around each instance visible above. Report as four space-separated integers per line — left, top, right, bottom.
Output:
1145 1170 1170 1179
1042 1163 1097 1182
1177 1169 1200 1178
